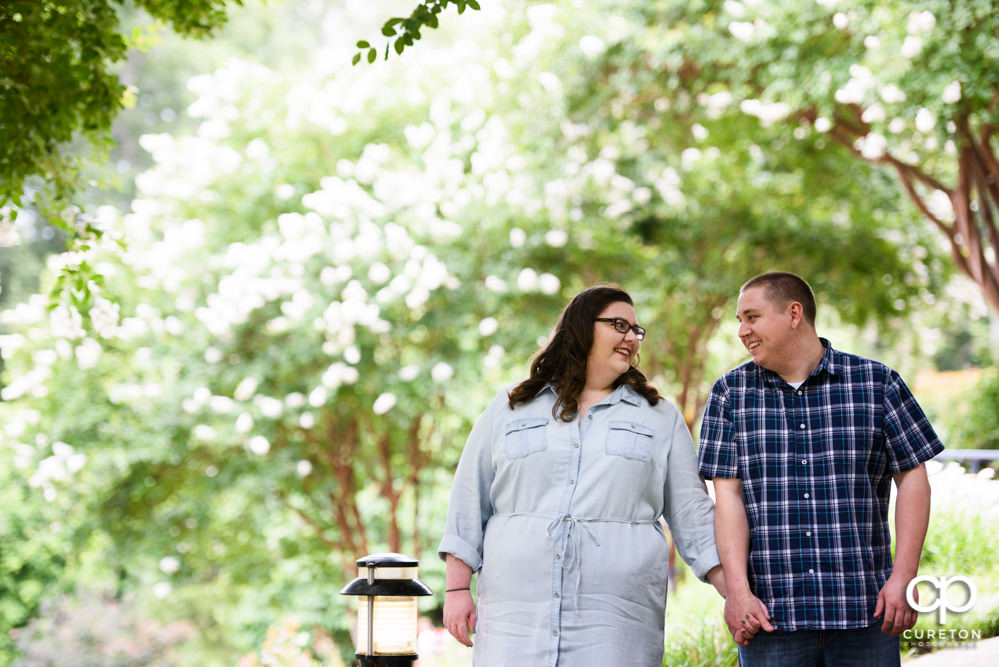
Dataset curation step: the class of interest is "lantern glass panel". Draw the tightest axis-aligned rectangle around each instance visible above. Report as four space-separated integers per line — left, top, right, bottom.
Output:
356 596 418 655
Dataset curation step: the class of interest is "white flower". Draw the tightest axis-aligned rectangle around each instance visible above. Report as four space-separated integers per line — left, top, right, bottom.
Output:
248 435 270 455
308 386 327 407
193 424 217 440
861 104 885 123
153 582 172 599
832 13 848 30
399 364 420 381
729 21 754 41
901 36 923 58
538 273 561 295
372 393 397 415
880 85 907 104
723 1 745 18
90 297 120 338
74 338 102 369
296 460 313 477
942 81 962 104
857 133 887 159
915 108 935 133
578 35 605 58
368 262 391 285
545 230 568 247
478 317 499 336
50 305 85 340
907 10 936 34
234 377 258 401
484 275 508 292
159 556 181 574
517 268 539 291
256 396 283 419
509 228 526 247
299 412 316 429
431 362 454 382
814 117 832 133
235 413 254 433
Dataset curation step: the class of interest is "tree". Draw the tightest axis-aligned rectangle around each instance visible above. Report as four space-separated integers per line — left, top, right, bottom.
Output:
0 0 242 228
378 0 999 314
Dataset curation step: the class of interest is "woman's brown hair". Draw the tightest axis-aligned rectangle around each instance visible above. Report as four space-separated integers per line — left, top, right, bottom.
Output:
508 285 660 421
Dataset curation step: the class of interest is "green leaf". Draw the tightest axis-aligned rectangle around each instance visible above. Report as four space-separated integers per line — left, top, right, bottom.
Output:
356 40 370 48
395 38 405 55
467 0 480 10
367 48 376 64
381 26 397 37
352 52 361 66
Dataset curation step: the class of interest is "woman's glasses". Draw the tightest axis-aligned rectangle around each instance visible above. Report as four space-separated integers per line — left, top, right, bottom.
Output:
593 317 646 340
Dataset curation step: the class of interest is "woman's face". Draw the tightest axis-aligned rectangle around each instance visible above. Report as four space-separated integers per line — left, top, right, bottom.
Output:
586 301 641 383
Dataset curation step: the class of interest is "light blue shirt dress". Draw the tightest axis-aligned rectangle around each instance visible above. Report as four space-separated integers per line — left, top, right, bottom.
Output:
438 383 721 666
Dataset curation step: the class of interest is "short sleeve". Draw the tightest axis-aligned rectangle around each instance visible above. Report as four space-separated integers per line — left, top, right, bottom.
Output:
883 370 944 473
697 377 738 479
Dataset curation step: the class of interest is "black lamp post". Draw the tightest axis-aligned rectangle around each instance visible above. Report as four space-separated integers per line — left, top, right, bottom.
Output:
340 552 433 666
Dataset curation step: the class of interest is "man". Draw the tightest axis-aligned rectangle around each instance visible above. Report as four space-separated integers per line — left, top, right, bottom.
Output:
698 272 943 666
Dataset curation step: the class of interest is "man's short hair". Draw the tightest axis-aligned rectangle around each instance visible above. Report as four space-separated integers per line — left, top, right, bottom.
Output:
741 272 817 326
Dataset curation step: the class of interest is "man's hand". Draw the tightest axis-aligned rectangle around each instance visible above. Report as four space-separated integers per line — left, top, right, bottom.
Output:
443 589 476 647
724 589 775 645
875 574 918 636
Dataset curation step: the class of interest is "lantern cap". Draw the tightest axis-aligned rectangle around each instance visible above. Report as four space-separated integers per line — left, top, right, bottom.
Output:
340 552 434 597
355 552 419 568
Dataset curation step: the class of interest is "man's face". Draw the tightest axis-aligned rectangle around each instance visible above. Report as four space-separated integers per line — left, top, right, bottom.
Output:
736 286 793 370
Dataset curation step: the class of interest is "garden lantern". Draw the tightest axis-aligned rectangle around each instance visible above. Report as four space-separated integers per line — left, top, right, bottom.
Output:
340 552 433 665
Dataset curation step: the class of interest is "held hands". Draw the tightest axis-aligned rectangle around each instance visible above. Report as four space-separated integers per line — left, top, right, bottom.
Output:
443 589 476 647
875 574 918 636
724 590 775 646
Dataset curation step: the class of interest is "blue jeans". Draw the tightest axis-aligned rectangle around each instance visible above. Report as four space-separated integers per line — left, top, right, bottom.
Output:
737 622 900 667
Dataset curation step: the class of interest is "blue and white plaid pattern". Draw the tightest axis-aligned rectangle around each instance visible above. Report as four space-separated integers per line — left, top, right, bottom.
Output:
698 340 943 630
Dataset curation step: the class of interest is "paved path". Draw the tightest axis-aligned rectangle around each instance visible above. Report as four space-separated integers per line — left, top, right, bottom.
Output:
904 635 999 665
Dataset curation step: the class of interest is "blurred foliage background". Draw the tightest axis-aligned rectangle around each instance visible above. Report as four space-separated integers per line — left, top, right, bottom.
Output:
1 0 997 664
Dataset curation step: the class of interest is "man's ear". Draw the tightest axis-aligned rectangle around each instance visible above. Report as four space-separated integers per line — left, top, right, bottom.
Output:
788 301 803 328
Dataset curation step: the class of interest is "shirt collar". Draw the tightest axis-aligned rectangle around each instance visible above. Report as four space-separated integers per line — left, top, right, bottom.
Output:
536 381 642 406
756 337 838 386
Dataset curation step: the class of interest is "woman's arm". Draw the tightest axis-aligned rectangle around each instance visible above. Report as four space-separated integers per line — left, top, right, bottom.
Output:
443 554 476 647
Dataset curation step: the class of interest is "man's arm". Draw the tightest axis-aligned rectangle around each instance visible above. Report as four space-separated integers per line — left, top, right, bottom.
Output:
713 477 774 645
875 463 931 635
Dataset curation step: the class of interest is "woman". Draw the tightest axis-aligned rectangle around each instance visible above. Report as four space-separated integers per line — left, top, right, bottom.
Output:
438 285 725 666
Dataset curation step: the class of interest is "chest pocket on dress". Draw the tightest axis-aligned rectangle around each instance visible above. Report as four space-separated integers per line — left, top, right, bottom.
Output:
504 417 549 459
605 420 654 461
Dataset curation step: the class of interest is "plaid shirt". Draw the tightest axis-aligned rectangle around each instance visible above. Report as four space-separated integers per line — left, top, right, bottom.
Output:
698 340 943 630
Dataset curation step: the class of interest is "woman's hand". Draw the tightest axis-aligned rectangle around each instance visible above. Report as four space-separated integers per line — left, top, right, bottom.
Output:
443 589 476 647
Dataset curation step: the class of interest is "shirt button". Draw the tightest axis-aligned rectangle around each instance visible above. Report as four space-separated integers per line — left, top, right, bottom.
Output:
806 531 812 537
573 443 579 448
553 630 558 636
809 568 815 574
587 415 592 420
799 423 806 429
554 592 560 599
797 390 803 396
801 459 807 465
803 493 810 499
555 554 561 560
569 479 575 485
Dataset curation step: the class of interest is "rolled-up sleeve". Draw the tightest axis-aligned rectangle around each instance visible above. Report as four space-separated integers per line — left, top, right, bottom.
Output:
437 393 501 571
661 403 721 582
